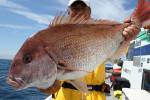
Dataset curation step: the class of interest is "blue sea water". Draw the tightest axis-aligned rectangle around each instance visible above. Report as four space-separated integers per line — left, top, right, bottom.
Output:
0 59 48 100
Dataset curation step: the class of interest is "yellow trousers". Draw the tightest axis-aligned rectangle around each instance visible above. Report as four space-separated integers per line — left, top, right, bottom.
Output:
52 87 106 100
52 63 106 100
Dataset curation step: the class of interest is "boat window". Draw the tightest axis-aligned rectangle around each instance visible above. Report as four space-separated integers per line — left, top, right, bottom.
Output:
134 41 141 47
147 58 150 63
141 63 143 67
133 57 141 67
142 69 150 92
147 29 150 40
126 41 135 61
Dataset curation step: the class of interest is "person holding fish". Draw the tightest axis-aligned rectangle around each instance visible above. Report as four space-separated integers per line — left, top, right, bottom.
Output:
7 0 150 100
40 0 141 100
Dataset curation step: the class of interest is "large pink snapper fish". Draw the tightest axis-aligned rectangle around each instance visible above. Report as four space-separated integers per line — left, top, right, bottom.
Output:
7 0 150 92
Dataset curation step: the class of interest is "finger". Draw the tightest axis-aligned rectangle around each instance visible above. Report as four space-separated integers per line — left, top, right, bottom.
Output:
132 27 140 35
123 28 136 41
125 25 140 34
126 27 137 38
129 25 140 35
123 30 130 40
130 24 140 30
123 30 128 36
124 27 133 34
123 28 131 36
124 17 131 23
126 26 135 34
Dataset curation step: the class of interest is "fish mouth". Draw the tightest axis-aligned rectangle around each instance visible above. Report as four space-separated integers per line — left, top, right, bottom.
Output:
6 77 25 89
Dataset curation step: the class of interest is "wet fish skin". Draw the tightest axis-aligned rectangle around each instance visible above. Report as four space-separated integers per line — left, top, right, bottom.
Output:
37 23 128 79
7 0 150 90
7 22 128 90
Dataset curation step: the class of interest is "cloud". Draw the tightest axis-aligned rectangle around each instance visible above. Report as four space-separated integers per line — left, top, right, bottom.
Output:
0 24 32 29
91 0 134 22
10 9 53 25
0 0 53 25
0 23 49 31
0 0 28 10
57 0 68 5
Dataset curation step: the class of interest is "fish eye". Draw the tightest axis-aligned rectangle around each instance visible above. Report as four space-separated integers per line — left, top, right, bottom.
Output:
23 53 32 64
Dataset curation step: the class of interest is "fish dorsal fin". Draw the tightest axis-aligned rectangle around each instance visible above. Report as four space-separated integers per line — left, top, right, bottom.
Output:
49 12 122 27
49 12 93 27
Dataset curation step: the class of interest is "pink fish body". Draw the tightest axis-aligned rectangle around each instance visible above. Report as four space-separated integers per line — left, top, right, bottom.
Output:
7 0 150 90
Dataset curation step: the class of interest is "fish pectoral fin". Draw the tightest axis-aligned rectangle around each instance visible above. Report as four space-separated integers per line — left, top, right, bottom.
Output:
57 60 76 71
44 46 92 73
67 80 90 94
58 60 92 73
44 46 76 71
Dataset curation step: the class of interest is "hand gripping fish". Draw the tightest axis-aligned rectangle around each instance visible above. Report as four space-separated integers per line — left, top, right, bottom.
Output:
7 0 150 92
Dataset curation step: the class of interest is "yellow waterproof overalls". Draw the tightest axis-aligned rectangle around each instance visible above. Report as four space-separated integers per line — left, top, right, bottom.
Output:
52 63 106 100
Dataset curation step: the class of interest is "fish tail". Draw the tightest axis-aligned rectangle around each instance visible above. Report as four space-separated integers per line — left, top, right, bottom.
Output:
131 0 150 27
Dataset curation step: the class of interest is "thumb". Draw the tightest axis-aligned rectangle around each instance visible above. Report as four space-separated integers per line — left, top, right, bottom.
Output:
124 16 131 23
